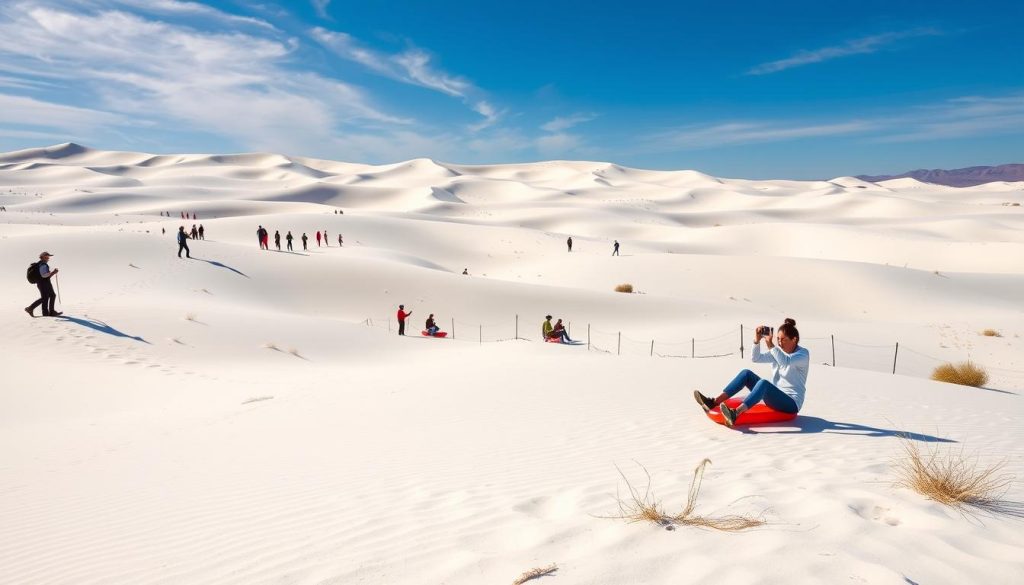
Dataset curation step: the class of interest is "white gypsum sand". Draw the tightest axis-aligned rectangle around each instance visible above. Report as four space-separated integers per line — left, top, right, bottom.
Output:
1 143 1022 584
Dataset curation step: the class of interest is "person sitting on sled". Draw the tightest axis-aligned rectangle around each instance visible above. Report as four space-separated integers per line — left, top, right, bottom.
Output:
550 318 574 343
425 313 440 336
693 318 808 427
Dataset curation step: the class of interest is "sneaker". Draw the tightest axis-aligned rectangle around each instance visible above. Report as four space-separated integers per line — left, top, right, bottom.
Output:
24 306 34 317
52 311 63 317
720 403 738 427
693 390 715 413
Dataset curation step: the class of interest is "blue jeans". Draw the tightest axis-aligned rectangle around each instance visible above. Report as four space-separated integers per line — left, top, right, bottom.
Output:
427 326 439 335
552 330 572 342
723 369 798 413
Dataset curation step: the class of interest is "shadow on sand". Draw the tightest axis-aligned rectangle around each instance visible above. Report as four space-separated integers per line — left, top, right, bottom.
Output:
736 415 955 443
193 257 249 277
58 315 150 344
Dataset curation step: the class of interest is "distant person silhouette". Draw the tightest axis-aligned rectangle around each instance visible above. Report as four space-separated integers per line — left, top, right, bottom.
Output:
274 230 281 250
198 224 205 240
286 231 294 251
301 233 308 251
337 234 342 247
612 240 620 256
257 225 269 250
25 251 60 317
316 230 321 247
567 236 573 252
190 224 198 240
323 230 328 246
396 304 412 336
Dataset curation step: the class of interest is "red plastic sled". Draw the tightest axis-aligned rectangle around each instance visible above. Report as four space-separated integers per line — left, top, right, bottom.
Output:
545 336 563 343
706 398 797 426
421 330 448 338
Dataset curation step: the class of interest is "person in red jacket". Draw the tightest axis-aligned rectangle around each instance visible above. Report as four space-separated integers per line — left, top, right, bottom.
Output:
316 230 322 247
396 304 412 336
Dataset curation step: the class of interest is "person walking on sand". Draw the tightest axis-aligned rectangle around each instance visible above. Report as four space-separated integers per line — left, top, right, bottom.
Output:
286 231 294 251
396 304 412 336
693 318 809 427
25 251 61 317
567 236 573 252
301 232 308 251
177 226 191 259
190 224 198 240
316 230 321 247
257 225 267 250
274 230 281 251
612 240 620 256
337 234 342 247
324 230 328 246
198 224 205 240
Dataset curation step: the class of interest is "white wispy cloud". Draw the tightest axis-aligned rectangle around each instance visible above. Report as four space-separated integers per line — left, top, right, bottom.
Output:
541 113 597 133
310 27 497 127
0 93 124 131
747 28 943 75
646 121 874 150
536 133 581 156
311 0 331 19
0 1 407 155
877 94 1024 142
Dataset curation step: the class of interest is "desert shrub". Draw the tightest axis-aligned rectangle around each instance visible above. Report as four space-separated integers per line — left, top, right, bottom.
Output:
981 329 1001 337
614 283 634 293
931 361 989 387
604 460 765 532
895 437 1013 515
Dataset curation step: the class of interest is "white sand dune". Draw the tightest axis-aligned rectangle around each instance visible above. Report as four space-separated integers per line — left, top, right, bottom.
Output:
1 143 1022 585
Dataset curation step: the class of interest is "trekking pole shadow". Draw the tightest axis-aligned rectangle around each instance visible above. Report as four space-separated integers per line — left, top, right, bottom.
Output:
192 258 249 278
58 315 150 344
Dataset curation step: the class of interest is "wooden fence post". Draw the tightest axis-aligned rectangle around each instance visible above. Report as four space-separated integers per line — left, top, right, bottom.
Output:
650 339 654 357
691 338 695 358
831 335 836 367
587 324 591 351
617 332 621 356
892 342 899 374
740 324 744 359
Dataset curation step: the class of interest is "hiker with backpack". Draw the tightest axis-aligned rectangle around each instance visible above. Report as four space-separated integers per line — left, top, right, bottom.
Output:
286 231 294 251
177 226 191 259
198 224 205 240
274 230 281 251
25 251 61 317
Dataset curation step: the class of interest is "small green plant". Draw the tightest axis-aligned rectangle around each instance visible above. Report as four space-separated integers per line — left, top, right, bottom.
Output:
931 361 989 387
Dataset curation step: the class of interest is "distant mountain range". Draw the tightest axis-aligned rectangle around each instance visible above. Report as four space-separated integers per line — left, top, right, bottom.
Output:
857 164 1024 187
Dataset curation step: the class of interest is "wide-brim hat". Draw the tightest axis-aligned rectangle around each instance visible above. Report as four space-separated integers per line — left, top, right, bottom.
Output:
39 251 53 258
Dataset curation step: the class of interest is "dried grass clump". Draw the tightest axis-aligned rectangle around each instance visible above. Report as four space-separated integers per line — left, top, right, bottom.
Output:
184 312 197 322
288 347 306 360
895 437 1014 514
931 361 989 387
614 283 634 293
603 460 765 532
512 564 558 585
981 329 1001 337
263 342 280 351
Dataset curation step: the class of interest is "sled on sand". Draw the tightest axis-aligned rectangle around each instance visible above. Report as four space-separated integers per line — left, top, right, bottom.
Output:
706 398 797 426
421 330 448 338
545 336 583 345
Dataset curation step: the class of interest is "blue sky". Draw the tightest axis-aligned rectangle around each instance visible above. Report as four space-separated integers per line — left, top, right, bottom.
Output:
0 0 1020 178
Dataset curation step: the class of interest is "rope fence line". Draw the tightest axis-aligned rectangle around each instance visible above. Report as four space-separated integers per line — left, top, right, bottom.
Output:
358 314 1022 387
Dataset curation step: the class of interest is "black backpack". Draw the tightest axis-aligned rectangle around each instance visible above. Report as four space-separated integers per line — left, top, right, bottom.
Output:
26 261 42 284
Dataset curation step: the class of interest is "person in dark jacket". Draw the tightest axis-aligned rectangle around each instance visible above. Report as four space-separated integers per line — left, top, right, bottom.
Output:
177 226 191 259
274 230 281 250
425 313 439 336
286 231 294 251
567 236 573 252
25 251 60 317
198 224 205 240
612 240 620 256
301 233 308 251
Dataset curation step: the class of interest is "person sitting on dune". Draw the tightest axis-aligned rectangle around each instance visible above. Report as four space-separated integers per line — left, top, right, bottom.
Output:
425 314 440 336
550 318 574 343
693 318 809 427
542 315 554 339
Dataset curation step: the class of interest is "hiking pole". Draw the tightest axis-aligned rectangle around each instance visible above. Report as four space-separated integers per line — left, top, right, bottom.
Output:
55 273 62 305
